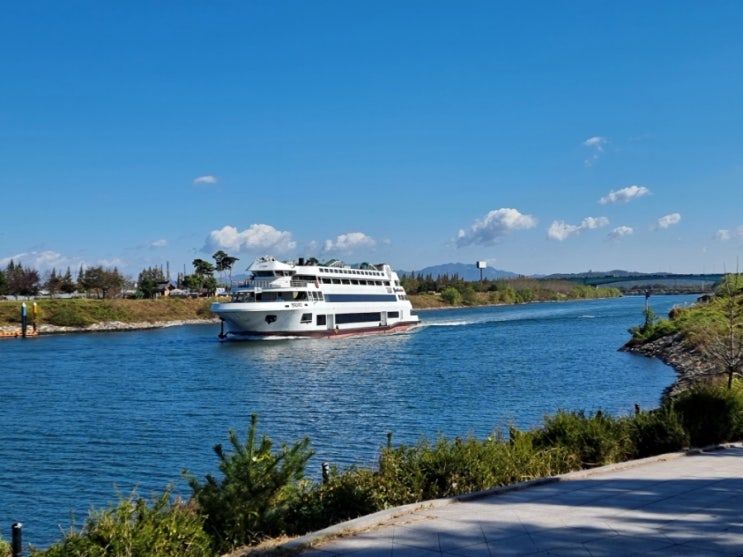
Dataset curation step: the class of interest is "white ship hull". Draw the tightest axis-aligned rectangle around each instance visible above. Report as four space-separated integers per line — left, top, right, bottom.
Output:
211 256 420 339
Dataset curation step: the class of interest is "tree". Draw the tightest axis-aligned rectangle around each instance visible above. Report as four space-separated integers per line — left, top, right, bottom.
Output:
690 274 743 389
185 414 314 553
190 259 217 295
79 266 125 299
138 266 167 299
45 268 62 298
213 250 239 285
440 287 461 305
0 267 7 295
5 260 40 296
60 267 77 295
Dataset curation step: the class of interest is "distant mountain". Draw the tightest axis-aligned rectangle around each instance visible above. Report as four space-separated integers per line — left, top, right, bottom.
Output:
399 263 519 281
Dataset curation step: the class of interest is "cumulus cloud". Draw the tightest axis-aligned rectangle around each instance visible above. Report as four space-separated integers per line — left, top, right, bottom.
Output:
547 216 609 241
323 232 377 254
656 213 681 229
599 185 650 205
608 226 634 240
582 136 607 166
193 175 218 185
203 224 296 254
456 208 537 247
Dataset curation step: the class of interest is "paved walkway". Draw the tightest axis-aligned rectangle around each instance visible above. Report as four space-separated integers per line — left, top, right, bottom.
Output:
283 444 743 557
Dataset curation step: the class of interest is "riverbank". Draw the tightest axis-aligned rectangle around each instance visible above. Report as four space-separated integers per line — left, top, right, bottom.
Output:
0 297 217 336
621 333 715 398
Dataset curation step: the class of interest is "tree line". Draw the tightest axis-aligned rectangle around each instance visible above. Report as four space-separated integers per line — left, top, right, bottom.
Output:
400 272 622 304
0 250 240 300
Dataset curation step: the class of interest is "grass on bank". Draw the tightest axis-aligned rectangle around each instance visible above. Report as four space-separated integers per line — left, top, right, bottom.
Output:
0 284 619 329
23 381 743 557
0 297 215 328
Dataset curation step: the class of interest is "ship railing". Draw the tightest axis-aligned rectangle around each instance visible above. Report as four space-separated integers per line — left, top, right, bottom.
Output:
228 279 312 290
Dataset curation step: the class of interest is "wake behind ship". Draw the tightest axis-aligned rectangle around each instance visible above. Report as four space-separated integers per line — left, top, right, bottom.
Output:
211 256 420 339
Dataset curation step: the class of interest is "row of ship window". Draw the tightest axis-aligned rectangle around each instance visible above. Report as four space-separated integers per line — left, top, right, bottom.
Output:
299 312 401 325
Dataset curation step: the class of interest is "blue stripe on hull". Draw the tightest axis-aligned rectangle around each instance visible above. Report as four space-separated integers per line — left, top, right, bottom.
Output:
323 294 398 302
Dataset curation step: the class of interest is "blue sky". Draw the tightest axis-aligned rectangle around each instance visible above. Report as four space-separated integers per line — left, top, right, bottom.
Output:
2 1 742 278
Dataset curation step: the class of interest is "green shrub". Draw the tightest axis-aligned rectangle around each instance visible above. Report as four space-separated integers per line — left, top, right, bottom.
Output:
30 488 211 557
286 466 380 534
672 384 743 447
440 287 461 305
629 406 689 458
532 410 632 467
0 536 10 557
185 414 314 553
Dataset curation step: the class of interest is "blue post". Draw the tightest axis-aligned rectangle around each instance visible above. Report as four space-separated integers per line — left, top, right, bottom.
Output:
12 522 22 557
21 303 27 338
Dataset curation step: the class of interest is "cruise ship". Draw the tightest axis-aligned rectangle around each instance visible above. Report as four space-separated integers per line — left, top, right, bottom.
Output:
211 256 420 339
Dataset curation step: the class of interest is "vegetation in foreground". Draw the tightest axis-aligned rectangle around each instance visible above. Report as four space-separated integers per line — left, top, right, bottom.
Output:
25 381 743 557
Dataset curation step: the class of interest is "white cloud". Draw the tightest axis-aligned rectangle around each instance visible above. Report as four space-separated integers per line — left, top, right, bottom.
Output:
193 175 218 185
0 250 86 273
608 226 634 240
203 224 296 254
547 216 609 241
150 239 168 248
656 213 681 229
582 136 607 166
323 232 377 254
715 226 743 241
581 216 609 229
456 208 537 247
548 221 579 241
599 185 650 205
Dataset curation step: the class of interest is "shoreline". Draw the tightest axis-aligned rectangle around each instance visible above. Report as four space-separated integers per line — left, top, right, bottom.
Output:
0 318 220 337
620 334 714 398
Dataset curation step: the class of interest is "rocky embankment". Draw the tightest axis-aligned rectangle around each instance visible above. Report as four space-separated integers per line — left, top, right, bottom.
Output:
621 333 716 398
0 318 218 336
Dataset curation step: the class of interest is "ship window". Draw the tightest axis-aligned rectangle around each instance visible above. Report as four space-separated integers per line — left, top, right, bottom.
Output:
300 313 312 323
388 311 400 318
342 279 351 285
265 315 277 324
336 312 382 324
317 315 327 326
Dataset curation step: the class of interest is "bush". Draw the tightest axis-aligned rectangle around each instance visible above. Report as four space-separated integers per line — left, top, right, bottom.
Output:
672 384 743 447
185 414 314 553
0 536 10 557
440 287 461 305
30 488 211 557
532 410 632 467
629 406 689 458
286 466 380 534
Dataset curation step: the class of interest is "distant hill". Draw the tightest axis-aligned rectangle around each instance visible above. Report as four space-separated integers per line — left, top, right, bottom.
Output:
399 263 519 281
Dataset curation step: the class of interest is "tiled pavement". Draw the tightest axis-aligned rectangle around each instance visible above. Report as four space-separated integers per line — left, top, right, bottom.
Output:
283 444 743 557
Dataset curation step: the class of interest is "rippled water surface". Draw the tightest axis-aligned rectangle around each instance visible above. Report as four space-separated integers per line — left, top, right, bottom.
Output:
0 294 695 547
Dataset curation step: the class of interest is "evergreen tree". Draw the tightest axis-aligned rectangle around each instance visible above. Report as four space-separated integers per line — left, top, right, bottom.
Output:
138 266 167 298
60 267 77 294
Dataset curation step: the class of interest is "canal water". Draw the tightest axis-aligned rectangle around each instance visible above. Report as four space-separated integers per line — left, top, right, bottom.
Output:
0 294 695 548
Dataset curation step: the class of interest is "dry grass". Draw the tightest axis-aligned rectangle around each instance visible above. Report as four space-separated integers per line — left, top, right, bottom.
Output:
0 297 216 327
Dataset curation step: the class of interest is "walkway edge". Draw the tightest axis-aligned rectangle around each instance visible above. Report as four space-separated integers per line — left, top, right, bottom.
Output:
230 442 741 557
